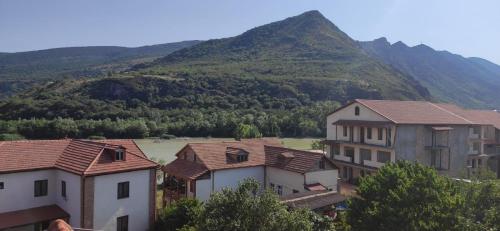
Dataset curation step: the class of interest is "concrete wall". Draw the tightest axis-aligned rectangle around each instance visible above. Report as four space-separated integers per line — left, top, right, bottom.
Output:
93 170 151 231
213 166 265 192
395 125 470 177
195 178 211 201
305 170 338 190
266 167 304 196
0 170 57 213
55 170 81 227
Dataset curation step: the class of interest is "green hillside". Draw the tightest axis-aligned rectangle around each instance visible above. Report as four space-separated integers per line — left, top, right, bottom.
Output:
0 40 200 96
136 10 430 101
360 38 500 109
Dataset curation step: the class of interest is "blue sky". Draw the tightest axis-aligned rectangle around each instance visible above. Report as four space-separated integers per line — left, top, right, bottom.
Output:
1 0 499 64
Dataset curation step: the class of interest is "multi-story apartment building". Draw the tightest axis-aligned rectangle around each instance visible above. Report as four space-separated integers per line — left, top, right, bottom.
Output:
0 139 158 231
324 99 500 182
162 139 338 204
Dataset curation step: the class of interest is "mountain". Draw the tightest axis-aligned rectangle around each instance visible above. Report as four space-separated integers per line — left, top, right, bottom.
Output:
0 40 200 96
137 10 430 101
360 38 500 109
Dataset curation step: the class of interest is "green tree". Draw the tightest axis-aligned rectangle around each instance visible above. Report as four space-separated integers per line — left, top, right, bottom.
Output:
155 198 203 231
234 124 262 140
197 179 329 231
458 178 500 230
347 161 464 231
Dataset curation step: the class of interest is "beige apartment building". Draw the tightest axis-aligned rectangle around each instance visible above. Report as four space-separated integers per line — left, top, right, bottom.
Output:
324 99 500 182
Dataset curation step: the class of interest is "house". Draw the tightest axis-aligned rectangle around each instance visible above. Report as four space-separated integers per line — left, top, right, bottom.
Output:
162 139 338 204
0 139 158 231
324 99 500 182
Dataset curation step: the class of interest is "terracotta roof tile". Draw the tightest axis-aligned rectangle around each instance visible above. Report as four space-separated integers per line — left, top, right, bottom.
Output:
356 99 472 125
0 205 69 229
163 158 208 180
186 138 282 170
265 146 333 174
0 139 157 175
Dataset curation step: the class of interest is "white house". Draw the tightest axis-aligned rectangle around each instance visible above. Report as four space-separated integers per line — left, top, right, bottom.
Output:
162 139 338 204
0 139 158 231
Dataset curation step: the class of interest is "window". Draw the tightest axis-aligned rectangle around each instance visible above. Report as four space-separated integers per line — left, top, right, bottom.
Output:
343 125 348 136
0 182 4 189
360 149 371 164
237 154 248 162
367 127 372 139
319 159 325 169
293 189 299 194
117 182 129 199
378 128 383 140
190 181 195 193
472 159 477 168
277 185 283 196
61 181 66 198
115 150 124 161
355 106 360 116
473 142 480 151
478 159 482 166
117 215 128 231
34 180 48 197
377 151 391 163
270 183 275 191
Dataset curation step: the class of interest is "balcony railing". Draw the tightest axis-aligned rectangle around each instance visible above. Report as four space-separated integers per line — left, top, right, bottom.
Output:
363 160 385 168
469 133 480 139
333 154 352 163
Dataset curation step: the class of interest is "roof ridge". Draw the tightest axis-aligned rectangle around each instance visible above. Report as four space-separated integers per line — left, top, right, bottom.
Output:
429 102 474 124
83 147 106 174
126 150 160 165
265 145 324 156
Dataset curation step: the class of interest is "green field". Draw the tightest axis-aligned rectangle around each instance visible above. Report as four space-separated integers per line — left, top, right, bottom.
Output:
135 138 320 163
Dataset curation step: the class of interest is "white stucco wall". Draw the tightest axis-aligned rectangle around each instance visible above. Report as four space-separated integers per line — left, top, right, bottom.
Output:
55 170 81 227
92 170 151 231
265 167 304 196
213 166 265 192
327 102 390 140
195 178 211 201
0 170 57 213
305 170 338 190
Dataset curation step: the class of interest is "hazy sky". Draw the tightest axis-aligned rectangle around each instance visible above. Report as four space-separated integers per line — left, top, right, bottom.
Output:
1 0 499 64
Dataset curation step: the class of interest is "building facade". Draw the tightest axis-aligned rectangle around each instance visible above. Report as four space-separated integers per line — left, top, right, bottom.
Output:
0 139 158 231
324 99 500 182
162 139 338 204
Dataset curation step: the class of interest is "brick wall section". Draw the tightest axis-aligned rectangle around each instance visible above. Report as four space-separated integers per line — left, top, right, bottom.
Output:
149 168 157 228
82 176 94 229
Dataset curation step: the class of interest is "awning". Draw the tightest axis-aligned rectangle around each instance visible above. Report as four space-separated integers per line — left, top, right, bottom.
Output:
0 205 69 229
333 120 393 127
162 158 209 180
282 191 346 210
432 126 453 131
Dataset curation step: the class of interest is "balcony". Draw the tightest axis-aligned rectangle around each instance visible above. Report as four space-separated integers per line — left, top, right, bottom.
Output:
333 154 352 162
469 133 480 139
363 160 385 168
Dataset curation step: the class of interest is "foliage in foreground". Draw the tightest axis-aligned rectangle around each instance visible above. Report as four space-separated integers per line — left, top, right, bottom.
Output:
347 161 500 231
155 179 335 231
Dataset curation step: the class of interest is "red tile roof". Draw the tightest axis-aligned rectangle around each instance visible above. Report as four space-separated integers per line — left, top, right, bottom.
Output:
265 146 336 174
339 99 500 128
0 139 157 175
183 138 282 171
162 158 209 180
163 139 337 178
355 99 473 125
0 205 69 229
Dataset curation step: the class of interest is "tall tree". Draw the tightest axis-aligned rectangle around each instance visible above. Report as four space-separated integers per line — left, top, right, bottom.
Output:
347 161 465 231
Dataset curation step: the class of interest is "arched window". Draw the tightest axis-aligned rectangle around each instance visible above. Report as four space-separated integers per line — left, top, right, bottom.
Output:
355 106 360 116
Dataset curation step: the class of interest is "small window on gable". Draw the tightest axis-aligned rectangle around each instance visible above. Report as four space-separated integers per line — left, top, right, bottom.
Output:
0 182 4 189
355 106 360 116
115 149 125 161
61 181 66 198
237 154 248 162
